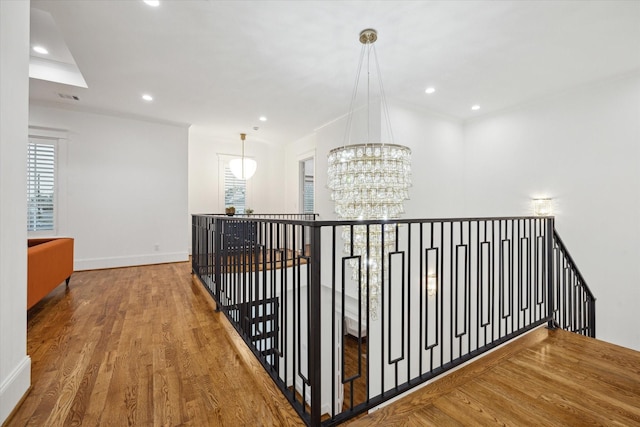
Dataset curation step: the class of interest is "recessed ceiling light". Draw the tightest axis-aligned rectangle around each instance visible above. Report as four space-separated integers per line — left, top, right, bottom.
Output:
425 87 435 94
142 94 153 101
33 46 49 55
471 105 480 111
143 0 160 6
259 116 267 122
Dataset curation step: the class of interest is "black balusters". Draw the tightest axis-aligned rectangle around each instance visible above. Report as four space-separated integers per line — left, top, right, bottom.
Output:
191 214 595 426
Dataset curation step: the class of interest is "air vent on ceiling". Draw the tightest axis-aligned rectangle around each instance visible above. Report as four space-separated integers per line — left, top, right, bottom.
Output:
57 93 80 101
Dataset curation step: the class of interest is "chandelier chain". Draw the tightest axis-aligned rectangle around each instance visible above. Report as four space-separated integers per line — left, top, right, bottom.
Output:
367 43 371 148
342 44 367 149
373 44 394 145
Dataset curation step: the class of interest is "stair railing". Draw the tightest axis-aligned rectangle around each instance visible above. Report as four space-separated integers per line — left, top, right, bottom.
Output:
551 229 596 337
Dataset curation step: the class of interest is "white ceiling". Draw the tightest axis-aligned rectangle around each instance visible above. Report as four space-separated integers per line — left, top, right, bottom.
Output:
30 8 87 88
29 0 640 145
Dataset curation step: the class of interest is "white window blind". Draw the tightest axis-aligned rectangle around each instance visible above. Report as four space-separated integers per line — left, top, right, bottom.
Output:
303 175 314 214
301 157 314 214
224 164 246 214
27 141 56 231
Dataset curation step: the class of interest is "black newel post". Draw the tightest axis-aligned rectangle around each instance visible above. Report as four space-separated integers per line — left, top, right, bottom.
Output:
309 223 322 427
214 217 223 310
546 217 556 329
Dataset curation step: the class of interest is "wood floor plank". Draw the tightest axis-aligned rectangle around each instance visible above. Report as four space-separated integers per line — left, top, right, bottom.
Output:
6 262 303 427
347 328 640 426
475 367 569 426
409 404 464 427
507 351 640 424
432 388 504 426
457 379 555 427
523 345 640 406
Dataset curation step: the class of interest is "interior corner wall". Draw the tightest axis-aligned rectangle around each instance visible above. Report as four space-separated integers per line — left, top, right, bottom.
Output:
28 105 189 271
462 72 640 350
0 1 31 423
283 133 317 214
314 102 383 219
387 102 465 218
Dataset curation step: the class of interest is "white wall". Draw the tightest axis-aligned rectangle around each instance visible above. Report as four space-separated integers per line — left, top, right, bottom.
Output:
462 72 640 350
388 102 465 218
0 1 31 423
188 126 286 215
283 133 317 214
314 103 383 220
29 105 189 270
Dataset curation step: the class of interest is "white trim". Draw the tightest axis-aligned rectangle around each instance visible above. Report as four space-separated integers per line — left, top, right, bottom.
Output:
74 252 188 271
0 356 31 424
296 149 315 162
28 125 67 140
29 99 191 128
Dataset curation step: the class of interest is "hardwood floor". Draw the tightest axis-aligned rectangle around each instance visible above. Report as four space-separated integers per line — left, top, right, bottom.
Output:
341 335 367 412
7 262 303 427
347 327 640 426
7 261 640 426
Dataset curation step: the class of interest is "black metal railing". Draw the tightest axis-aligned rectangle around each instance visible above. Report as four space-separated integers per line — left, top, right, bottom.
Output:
191 214 595 426
192 213 320 423
551 230 596 337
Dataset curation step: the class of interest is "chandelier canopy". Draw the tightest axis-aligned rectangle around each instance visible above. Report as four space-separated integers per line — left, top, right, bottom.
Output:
327 29 412 320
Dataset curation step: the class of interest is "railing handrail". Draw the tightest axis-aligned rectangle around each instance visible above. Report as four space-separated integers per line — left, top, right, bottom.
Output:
191 213 319 217
553 229 596 301
191 213 318 226
193 214 556 227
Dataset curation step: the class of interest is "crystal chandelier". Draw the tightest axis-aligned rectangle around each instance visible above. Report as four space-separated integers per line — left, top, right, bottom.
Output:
327 29 412 320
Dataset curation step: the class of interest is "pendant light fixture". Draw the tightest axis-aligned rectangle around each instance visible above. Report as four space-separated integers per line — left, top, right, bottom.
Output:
327 29 412 320
229 133 257 180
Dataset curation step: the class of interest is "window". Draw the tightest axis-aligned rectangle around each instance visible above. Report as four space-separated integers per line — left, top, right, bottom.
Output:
27 139 56 231
303 176 314 213
300 157 314 214
219 153 251 214
224 164 246 214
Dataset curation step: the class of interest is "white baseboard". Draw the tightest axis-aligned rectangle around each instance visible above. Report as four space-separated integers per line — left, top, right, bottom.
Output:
0 356 31 424
74 251 188 271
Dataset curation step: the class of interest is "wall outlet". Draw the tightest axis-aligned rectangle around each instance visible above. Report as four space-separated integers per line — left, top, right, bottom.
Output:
154 244 159 251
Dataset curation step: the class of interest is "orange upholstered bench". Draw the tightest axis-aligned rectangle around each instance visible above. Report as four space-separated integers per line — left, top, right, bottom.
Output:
27 238 74 309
